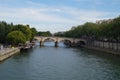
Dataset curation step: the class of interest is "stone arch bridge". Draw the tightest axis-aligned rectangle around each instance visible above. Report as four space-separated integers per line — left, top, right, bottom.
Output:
34 36 87 47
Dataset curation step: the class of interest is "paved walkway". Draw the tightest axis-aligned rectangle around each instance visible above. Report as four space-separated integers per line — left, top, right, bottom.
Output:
0 48 14 55
0 48 20 61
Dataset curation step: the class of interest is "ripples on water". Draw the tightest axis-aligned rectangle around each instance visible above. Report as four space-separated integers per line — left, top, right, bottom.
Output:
0 42 120 80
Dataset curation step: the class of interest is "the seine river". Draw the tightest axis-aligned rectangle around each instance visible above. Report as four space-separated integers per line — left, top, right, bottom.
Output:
0 42 120 80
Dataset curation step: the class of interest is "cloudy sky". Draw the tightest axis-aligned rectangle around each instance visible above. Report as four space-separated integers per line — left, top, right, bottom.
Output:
0 0 120 33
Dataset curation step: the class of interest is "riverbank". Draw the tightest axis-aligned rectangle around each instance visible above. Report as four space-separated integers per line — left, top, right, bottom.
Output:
82 45 120 55
0 48 20 61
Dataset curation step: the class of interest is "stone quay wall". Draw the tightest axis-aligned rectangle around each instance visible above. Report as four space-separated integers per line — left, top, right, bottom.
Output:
82 41 120 55
0 48 20 61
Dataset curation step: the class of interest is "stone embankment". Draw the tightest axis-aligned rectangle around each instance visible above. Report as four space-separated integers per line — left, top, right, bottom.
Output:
82 45 120 55
0 48 20 61
65 40 120 55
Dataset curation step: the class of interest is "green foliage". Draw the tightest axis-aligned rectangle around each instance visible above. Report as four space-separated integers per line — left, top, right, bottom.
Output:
30 27 37 39
37 31 52 36
0 21 37 45
61 16 120 42
112 16 120 38
6 31 26 45
12 24 32 41
0 21 12 43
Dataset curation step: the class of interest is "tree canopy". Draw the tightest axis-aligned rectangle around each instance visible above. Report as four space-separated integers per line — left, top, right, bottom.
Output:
37 31 52 36
0 21 37 45
57 16 120 42
6 31 26 45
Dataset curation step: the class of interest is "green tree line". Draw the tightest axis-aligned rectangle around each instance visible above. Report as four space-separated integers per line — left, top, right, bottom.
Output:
37 31 52 36
54 16 120 50
56 16 120 42
0 21 37 45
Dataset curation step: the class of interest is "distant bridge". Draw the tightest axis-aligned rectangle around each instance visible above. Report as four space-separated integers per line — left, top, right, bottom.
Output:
34 36 87 47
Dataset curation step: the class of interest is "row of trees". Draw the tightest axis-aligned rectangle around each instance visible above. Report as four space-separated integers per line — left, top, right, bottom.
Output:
56 16 120 41
55 16 120 50
37 31 52 36
0 21 37 45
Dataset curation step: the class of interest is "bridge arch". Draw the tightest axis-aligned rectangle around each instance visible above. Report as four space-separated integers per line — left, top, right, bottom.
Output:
76 41 86 47
63 39 72 47
34 36 87 47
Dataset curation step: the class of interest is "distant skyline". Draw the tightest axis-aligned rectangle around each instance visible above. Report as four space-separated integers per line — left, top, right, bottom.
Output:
0 0 120 33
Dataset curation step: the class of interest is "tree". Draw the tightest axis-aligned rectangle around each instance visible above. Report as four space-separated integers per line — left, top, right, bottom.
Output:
0 21 12 43
37 31 52 36
12 24 32 41
6 31 26 45
30 27 37 40
0 21 37 44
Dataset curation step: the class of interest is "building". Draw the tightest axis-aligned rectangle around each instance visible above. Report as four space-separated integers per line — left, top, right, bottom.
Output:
96 19 113 24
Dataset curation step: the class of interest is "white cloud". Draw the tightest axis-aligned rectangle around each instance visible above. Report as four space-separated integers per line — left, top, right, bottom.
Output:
0 3 117 33
56 7 111 22
0 6 78 23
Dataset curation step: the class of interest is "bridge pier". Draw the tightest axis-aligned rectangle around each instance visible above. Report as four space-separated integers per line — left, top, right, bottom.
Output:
40 41 44 47
35 36 87 47
55 41 58 47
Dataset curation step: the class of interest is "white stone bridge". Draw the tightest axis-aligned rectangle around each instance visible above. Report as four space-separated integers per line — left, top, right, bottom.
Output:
34 36 87 47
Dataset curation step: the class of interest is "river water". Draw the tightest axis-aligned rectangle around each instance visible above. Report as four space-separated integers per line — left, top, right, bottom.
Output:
0 42 120 80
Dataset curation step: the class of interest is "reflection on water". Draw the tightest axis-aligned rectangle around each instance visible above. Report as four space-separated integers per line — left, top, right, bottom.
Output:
0 42 120 80
44 42 65 47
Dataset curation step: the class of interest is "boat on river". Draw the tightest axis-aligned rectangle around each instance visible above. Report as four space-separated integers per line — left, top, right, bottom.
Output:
19 42 35 50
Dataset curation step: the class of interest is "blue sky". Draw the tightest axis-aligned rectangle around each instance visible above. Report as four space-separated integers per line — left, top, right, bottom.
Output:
0 0 120 33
